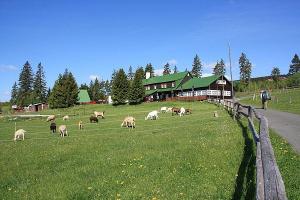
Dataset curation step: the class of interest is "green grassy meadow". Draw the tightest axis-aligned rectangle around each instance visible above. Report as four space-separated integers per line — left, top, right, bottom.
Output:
238 88 300 114
1 102 254 199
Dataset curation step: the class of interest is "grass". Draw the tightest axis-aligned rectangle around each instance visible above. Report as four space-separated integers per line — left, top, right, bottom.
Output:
269 129 300 199
0 102 252 199
237 88 300 114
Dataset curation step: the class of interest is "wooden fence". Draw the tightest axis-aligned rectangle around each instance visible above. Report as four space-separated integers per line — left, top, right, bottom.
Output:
209 99 288 200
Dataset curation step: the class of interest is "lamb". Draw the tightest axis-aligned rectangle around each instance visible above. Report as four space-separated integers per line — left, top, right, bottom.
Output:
14 129 26 141
160 107 167 113
59 125 68 137
185 108 192 115
145 110 159 120
94 111 105 119
78 120 83 130
121 116 136 129
179 107 185 117
46 115 55 122
171 107 180 116
166 107 173 113
50 122 57 133
63 115 69 121
90 116 98 123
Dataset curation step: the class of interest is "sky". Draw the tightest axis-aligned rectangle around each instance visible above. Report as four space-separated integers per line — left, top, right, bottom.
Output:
1 0 300 101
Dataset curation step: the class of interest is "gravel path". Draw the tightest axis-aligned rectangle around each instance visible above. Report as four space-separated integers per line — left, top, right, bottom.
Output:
256 108 300 154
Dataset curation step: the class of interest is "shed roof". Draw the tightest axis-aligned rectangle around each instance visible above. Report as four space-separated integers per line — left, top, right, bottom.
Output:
142 71 188 85
78 90 91 103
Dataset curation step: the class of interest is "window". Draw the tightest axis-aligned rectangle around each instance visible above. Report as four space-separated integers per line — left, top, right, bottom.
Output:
171 82 175 87
154 85 157 89
161 83 167 88
145 86 150 90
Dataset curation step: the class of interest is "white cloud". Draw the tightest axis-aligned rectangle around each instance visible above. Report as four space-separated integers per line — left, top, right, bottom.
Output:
202 73 214 77
154 68 164 76
0 64 17 72
89 74 100 81
167 59 177 66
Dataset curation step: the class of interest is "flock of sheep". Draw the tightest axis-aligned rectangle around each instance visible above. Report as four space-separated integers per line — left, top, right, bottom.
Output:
13 106 192 141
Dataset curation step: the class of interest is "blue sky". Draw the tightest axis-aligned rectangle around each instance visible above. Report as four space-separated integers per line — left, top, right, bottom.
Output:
1 0 300 101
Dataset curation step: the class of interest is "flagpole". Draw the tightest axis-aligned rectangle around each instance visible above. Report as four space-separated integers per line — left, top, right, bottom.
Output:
228 43 234 101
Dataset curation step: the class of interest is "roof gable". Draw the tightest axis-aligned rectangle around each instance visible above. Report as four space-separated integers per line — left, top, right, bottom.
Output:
143 71 189 85
78 90 91 103
179 75 227 90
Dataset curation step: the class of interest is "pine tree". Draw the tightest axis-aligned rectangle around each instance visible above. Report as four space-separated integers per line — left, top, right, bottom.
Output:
239 53 252 84
213 59 226 76
90 78 101 101
271 67 281 82
104 80 111 95
145 63 154 77
163 63 171 75
128 66 134 80
46 88 51 101
128 67 145 104
33 62 47 103
111 69 130 105
18 61 34 106
288 54 300 75
79 83 89 90
191 54 202 77
48 69 78 108
10 82 18 105
173 65 178 73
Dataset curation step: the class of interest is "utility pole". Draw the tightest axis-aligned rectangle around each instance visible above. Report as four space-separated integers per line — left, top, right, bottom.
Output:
228 43 234 100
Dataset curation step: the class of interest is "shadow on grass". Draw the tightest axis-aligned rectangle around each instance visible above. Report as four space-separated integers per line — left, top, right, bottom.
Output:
232 119 256 200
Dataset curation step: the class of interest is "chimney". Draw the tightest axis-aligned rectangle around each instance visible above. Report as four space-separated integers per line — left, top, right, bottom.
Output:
146 72 151 79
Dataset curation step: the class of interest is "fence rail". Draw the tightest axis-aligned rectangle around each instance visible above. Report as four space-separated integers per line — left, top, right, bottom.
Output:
208 99 287 200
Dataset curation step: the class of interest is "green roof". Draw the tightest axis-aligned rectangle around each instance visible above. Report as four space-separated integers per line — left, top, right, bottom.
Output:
178 75 221 90
78 90 91 103
143 72 188 85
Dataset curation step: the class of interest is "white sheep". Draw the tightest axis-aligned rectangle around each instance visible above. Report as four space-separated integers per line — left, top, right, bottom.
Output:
160 107 167 113
94 111 105 119
14 129 26 141
46 115 56 122
145 110 159 120
121 116 135 129
166 107 173 113
63 115 69 121
179 107 185 117
59 125 68 137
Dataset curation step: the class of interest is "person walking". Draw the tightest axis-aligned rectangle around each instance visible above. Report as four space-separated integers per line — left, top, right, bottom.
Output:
261 90 271 110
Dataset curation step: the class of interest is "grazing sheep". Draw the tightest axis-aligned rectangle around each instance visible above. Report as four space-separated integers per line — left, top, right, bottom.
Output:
185 108 192 115
63 115 69 121
59 125 68 137
179 107 185 117
145 110 159 120
50 122 57 133
94 111 105 119
166 107 173 113
46 115 55 122
160 107 167 113
121 116 136 129
171 107 180 116
78 120 83 130
90 116 98 123
14 129 26 141
214 111 219 118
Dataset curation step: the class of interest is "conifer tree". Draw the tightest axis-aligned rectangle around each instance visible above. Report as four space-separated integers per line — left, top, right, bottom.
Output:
18 61 34 106
271 67 281 82
213 59 226 76
104 80 111 95
163 63 171 75
191 54 202 77
145 63 154 77
111 69 129 105
239 53 252 84
128 66 134 80
128 67 145 104
10 82 18 105
48 69 78 108
173 65 178 73
90 78 102 101
288 54 300 75
33 63 47 103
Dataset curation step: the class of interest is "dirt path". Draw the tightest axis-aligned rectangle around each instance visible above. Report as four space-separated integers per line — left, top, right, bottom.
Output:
256 108 300 154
